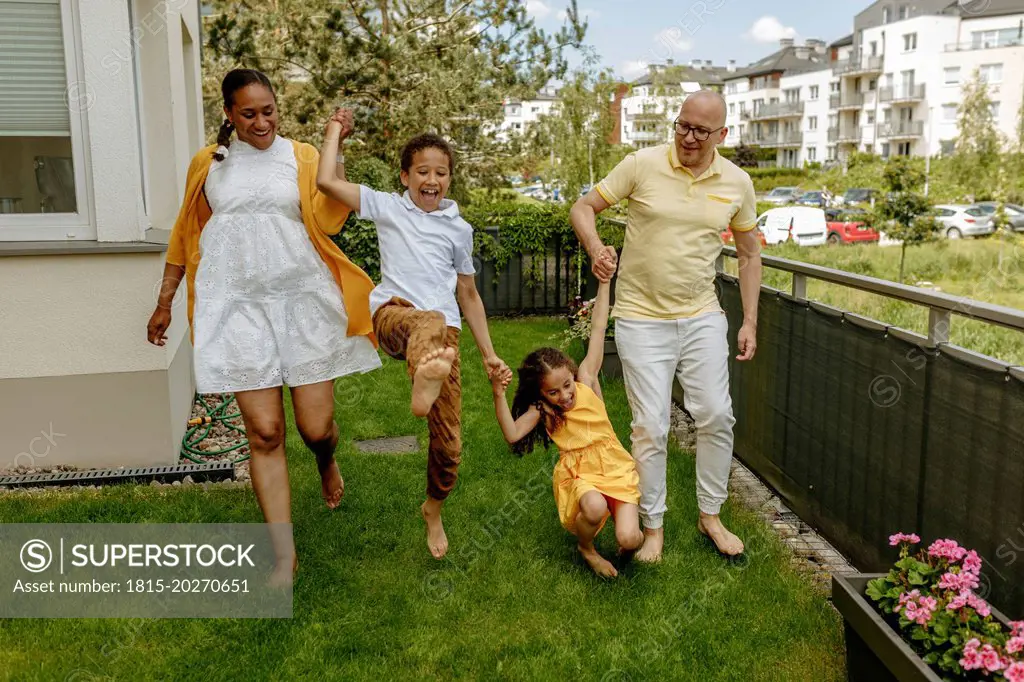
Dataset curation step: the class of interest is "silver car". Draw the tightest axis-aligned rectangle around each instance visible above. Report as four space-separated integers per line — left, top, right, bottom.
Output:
970 202 1024 232
933 205 994 239
762 186 800 205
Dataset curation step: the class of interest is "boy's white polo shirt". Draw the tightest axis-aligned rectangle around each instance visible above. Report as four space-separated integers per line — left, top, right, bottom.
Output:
357 186 476 329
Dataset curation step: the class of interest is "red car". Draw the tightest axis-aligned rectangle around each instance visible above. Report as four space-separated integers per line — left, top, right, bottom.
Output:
720 227 767 246
825 214 879 245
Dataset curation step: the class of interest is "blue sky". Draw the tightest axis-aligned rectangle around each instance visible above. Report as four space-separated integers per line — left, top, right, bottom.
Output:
525 0 875 80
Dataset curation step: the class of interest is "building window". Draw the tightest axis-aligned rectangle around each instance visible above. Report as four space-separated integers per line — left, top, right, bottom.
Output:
727 82 738 94
784 88 800 103
830 81 840 94
869 78 877 91
0 0 91 240
531 106 540 113
808 147 817 161
942 104 958 121
867 111 875 124
940 140 955 155
809 85 819 99
944 67 960 85
808 116 818 130
979 63 1003 83
882 6 890 23
827 145 836 160
898 5 908 19
903 33 917 51
881 143 891 158
990 102 1000 118
870 41 878 56
729 103 735 116
898 141 911 155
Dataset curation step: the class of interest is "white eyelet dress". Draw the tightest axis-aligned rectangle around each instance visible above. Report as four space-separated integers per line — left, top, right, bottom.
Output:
192 136 382 394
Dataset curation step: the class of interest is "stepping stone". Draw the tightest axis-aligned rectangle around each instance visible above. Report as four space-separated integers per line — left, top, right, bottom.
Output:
354 436 420 454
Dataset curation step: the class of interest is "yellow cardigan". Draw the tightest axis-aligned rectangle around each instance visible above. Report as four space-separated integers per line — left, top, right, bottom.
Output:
166 140 377 347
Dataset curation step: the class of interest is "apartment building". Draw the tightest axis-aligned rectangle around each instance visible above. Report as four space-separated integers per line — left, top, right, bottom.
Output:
722 39 832 168
618 59 733 149
496 85 560 141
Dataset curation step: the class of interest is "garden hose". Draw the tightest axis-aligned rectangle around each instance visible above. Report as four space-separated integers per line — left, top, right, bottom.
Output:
180 393 250 464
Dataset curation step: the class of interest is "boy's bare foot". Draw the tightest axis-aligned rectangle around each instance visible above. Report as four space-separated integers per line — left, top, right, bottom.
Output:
411 347 456 417
421 498 449 559
634 527 664 563
317 453 344 510
579 543 618 578
698 513 744 557
267 555 297 588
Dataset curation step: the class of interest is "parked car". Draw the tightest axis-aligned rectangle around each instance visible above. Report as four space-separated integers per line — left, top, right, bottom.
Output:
762 186 800 204
836 188 876 207
720 226 767 246
795 190 828 208
933 205 995 239
825 211 879 245
753 206 828 246
970 202 1024 232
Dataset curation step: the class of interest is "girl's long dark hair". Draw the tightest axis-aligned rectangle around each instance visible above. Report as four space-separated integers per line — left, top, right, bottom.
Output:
510 347 577 456
213 68 276 161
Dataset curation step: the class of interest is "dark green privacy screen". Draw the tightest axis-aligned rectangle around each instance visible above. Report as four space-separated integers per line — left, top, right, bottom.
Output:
718 274 1024 618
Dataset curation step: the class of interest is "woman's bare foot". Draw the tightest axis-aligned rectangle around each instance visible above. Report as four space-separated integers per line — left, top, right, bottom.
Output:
421 498 449 559
698 513 744 557
579 543 618 578
634 527 664 563
411 347 456 417
316 453 344 510
267 555 297 588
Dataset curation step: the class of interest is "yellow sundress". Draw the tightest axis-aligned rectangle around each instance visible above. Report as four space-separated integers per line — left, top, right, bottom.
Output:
548 382 641 535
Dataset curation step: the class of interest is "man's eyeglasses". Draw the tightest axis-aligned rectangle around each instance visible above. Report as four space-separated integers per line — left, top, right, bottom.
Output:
673 120 724 141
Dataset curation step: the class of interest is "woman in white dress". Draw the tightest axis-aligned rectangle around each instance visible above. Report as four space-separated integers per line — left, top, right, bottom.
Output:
147 69 381 584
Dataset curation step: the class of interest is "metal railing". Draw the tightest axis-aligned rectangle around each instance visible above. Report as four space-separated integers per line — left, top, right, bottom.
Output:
878 120 925 138
630 129 664 142
945 38 1023 52
828 125 862 143
832 54 884 76
829 92 865 109
742 101 805 121
879 84 926 103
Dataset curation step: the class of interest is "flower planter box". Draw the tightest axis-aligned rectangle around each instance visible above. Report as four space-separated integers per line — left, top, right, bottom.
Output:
832 573 1013 682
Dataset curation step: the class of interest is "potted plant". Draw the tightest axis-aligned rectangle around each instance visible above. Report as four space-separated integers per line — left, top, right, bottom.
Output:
833 532 1023 682
562 295 620 379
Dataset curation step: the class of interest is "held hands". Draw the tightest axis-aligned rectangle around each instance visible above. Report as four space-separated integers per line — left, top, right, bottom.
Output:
591 244 617 283
485 355 513 392
326 107 355 140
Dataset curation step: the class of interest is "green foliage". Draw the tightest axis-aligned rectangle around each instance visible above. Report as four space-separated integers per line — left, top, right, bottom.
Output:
953 68 1005 200
870 157 935 283
718 143 769 167
330 156 400 282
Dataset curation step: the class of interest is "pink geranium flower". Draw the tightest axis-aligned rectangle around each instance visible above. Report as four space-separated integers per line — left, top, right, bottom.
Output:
1007 636 1024 655
938 571 980 592
962 550 983 576
1012 621 1024 638
1005 662 1024 682
889 532 921 546
981 645 1005 672
961 639 983 670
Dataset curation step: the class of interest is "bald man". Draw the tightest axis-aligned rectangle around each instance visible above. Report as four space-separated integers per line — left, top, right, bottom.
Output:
570 90 762 560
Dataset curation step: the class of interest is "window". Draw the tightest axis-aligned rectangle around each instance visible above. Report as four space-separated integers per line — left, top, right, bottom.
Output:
990 102 1000 118
739 101 747 114
870 41 878 56
898 141 911 156
808 147 817 161
0 0 91 240
809 85 819 99
827 145 836 160
942 104 958 121
808 116 818 130
830 81 840 94
727 82 738 94
784 88 800 103
867 111 875 124
903 33 917 51
881 143 891 158
531 106 540 113
869 78 877 91
882 7 890 23
729 103 735 116
979 63 1003 83
854 77 862 93
898 5 908 19
944 67 960 85
971 28 1019 49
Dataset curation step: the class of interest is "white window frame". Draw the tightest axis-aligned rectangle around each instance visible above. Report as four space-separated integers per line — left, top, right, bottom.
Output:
809 85 819 100
943 67 960 86
979 63 1003 84
0 0 95 241
902 33 917 52
942 104 958 121
808 116 818 130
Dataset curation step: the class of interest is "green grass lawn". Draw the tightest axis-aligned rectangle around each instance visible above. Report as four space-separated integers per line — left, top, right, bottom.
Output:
724 237 1024 365
0 319 843 682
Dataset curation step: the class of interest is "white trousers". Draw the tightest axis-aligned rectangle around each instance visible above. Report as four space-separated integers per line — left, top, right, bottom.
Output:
615 312 735 527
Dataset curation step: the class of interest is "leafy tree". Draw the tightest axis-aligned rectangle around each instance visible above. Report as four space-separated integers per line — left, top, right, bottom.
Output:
873 156 936 283
952 68 1004 200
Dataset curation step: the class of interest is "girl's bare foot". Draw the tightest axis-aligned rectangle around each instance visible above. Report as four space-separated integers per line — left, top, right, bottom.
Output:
317 453 344 510
267 554 297 588
698 513 744 557
635 527 664 563
421 498 449 559
411 347 456 417
579 543 618 578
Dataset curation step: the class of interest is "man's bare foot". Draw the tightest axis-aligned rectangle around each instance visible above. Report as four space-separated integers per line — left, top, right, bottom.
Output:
317 453 344 510
634 527 664 563
267 555 297 588
698 513 745 557
411 347 456 417
579 544 618 578
421 498 449 559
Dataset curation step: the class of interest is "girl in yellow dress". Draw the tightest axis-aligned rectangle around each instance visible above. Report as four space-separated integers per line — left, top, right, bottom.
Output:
491 278 643 578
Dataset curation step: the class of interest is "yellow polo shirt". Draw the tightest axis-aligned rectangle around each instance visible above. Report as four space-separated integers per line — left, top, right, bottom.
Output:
596 144 756 321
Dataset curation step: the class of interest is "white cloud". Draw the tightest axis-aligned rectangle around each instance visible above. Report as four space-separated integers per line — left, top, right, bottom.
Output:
558 7 601 21
653 26 693 55
525 0 552 19
619 60 649 79
744 16 798 43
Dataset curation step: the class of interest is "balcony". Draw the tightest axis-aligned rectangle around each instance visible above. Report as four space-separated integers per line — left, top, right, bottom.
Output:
626 111 665 122
829 93 864 110
629 129 665 142
878 120 924 139
742 130 803 147
741 101 805 121
827 126 862 143
832 54 884 76
945 38 1024 52
879 84 926 104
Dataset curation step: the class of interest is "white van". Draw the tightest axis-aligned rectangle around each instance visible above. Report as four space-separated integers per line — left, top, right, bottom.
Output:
754 207 828 247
